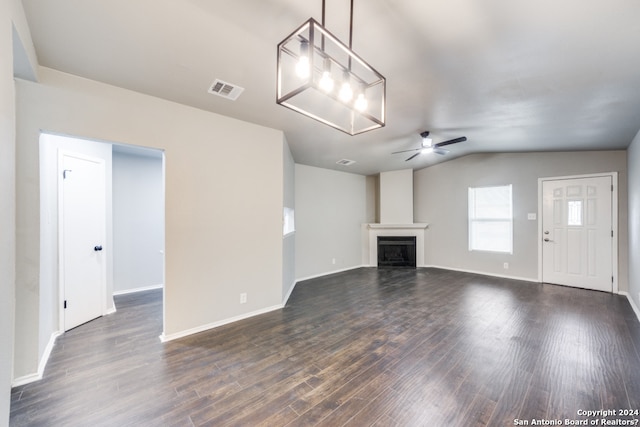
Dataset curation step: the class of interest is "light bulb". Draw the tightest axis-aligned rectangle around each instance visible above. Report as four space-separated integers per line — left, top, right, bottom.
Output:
355 93 368 112
319 58 334 92
339 82 352 102
339 71 353 102
421 147 434 154
296 56 310 79
319 71 334 92
295 41 310 79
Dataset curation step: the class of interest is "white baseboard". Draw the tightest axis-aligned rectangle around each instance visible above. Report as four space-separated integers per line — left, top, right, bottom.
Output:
159 304 284 343
282 280 297 306
160 266 367 343
12 330 62 388
161 264 367 343
295 264 367 284
12 373 41 388
423 264 539 283
113 284 163 296
39 331 62 376
619 291 640 323
109 285 163 315
283 265 369 307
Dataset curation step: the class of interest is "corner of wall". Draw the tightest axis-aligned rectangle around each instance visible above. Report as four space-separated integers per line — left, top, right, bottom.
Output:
10 0 39 82
627 130 640 317
282 135 296 304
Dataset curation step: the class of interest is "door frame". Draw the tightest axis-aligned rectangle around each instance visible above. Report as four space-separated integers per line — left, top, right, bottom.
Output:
537 172 618 293
58 149 108 331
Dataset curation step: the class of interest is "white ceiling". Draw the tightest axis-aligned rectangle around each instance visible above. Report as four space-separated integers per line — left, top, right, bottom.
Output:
21 0 640 175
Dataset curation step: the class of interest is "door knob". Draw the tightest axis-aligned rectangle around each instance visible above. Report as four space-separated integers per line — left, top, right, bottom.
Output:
544 238 553 242
544 231 550 235
94 245 103 251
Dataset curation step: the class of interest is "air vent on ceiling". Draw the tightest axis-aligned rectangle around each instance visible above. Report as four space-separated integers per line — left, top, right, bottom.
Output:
208 79 244 101
336 159 356 166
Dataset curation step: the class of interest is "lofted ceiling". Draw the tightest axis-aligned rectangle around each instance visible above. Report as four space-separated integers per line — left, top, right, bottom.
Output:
21 0 640 175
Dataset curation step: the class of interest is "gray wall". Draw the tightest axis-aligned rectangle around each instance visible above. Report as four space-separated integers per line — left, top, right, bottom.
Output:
113 149 164 293
628 132 640 309
414 151 628 288
15 66 288 379
295 164 368 280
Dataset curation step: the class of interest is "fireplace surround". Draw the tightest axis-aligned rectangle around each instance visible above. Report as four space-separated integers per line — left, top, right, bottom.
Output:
366 223 428 267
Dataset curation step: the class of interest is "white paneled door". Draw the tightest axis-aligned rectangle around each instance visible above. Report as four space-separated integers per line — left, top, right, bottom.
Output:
542 176 613 292
60 151 106 330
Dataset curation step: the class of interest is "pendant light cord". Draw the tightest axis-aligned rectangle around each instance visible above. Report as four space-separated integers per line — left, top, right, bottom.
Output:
349 0 354 49
348 0 353 70
321 0 326 50
321 0 354 69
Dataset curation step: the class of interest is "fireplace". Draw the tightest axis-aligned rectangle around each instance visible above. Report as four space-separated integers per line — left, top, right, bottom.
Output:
377 236 416 268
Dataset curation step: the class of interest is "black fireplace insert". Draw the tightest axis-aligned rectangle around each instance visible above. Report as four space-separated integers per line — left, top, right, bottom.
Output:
377 236 416 268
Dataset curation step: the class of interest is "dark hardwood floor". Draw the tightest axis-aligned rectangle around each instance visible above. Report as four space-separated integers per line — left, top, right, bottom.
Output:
10 268 640 426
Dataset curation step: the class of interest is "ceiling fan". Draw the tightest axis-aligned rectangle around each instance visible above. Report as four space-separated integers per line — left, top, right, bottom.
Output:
392 131 467 161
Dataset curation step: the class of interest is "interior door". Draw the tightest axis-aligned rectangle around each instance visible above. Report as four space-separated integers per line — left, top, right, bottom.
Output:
60 151 106 330
541 176 613 292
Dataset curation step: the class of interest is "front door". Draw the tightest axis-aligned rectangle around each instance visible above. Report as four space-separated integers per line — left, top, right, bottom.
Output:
541 175 613 292
60 151 106 330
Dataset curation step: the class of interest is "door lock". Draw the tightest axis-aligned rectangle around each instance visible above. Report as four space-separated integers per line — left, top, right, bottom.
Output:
94 245 103 251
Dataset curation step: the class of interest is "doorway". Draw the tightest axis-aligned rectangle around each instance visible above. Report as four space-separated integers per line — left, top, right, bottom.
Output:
39 133 164 339
540 173 617 292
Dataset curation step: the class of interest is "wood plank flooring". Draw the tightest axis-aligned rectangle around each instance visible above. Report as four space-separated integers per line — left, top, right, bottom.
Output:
10 268 640 426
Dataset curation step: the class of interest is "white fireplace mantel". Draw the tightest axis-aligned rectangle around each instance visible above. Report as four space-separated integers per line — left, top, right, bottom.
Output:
367 223 429 230
365 223 429 267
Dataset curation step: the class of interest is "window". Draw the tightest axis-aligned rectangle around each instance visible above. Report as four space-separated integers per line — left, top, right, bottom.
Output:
283 207 295 236
468 185 513 253
567 200 583 226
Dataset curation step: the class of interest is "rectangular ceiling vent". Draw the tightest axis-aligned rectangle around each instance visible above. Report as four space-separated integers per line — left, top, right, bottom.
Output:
208 79 244 101
336 159 356 166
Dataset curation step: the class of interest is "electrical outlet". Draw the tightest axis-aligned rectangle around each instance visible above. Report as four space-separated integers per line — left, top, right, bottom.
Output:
240 293 247 304
503 262 509 270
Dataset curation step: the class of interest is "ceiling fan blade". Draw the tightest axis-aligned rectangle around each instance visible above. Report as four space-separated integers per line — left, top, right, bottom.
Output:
405 152 421 161
433 148 449 155
434 136 467 148
392 148 421 154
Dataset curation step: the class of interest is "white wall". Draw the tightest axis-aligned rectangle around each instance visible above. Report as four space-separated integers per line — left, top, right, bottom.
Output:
2 0 38 422
414 151 628 287
282 139 296 302
379 169 413 224
295 164 367 280
1 2 16 424
15 67 287 378
113 149 164 293
366 175 378 223
628 131 640 310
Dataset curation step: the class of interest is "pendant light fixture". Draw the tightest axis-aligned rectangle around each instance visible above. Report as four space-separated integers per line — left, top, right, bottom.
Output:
276 0 386 135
